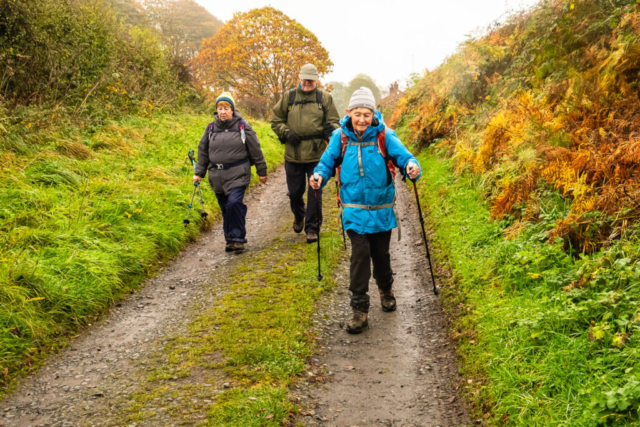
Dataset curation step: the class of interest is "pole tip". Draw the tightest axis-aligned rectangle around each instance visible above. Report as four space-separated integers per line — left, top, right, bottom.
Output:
316 274 323 281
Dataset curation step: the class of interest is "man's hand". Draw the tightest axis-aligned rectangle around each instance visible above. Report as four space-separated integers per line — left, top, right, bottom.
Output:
259 175 268 184
287 130 302 146
309 174 323 190
323 123 335 142
406 162 420 180
193 175 201 184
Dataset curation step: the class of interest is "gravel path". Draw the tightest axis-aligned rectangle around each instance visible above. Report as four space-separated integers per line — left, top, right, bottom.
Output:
296 179 470 427
2 170 469 427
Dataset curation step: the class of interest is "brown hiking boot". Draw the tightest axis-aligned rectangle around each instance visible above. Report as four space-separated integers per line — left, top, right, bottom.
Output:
379 288 397 312
293 219 304 234
232 242 245 253
306 232 318 243
225 242 234 252
346 310 368 334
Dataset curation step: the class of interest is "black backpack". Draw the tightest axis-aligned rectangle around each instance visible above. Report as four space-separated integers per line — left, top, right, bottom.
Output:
206 119 256 166
285 88 324 116
277 89 326 144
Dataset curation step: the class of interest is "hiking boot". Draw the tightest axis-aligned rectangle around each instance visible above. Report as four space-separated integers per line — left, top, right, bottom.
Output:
306 232 318 243
346 310 368 334
232 242 245 253
293 219 304 234
225 242 235 252
379 288 397 312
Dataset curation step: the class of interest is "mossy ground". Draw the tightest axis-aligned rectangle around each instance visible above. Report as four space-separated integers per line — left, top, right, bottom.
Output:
0 113 283 398
118 190 345 426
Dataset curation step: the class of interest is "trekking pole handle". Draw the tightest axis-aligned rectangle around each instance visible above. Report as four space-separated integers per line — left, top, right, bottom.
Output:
313 173 320 182
188 150 196 173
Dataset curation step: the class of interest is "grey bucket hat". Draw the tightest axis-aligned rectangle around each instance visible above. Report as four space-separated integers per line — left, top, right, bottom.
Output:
299 63 319 81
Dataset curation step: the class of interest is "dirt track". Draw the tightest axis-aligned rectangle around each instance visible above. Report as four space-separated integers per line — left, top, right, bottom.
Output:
1 168 468 427
296 180 469 427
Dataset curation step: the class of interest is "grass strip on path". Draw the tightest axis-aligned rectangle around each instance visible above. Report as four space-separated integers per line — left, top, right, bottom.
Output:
415 147 640 426
121 197 345 426
0 112 283 397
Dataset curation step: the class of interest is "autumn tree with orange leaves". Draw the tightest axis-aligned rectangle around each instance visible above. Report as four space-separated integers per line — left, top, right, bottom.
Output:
193 7 333 117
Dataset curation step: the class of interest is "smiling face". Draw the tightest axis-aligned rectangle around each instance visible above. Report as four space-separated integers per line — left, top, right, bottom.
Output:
216 101 233 121
300 79 317 92
347 107 374 134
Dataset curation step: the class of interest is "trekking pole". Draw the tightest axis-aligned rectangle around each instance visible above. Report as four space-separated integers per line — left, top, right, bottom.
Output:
336 181 347 250
412 180 438 295
184 150 208 227
314 173 323 281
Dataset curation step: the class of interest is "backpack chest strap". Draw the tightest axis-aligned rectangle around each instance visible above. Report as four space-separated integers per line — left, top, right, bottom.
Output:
343 141 380 177
341 202 394 210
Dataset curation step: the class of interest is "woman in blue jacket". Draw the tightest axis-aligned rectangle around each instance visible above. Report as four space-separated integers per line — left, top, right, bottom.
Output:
310 87 421 334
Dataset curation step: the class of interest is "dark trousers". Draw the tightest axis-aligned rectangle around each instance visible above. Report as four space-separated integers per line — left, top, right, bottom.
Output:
215 186 247 243
284 161 322 234
347 230 394 312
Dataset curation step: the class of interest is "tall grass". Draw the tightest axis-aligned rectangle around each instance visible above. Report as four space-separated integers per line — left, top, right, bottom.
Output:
0 112 284 397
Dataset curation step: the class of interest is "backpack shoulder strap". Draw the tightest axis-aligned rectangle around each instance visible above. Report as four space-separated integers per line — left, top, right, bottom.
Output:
287 89 296 112
316 89 324 111
238 119 247 144
377 129 396 182
340 130 349 157
377 129 387 158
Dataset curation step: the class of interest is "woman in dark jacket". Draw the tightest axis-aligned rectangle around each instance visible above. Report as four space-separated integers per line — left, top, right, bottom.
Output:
193 92 268 252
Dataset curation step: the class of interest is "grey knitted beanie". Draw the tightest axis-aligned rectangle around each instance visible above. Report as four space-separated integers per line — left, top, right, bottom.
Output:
348 87 376 112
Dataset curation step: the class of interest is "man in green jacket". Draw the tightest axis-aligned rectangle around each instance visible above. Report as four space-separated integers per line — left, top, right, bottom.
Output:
271 63 341 243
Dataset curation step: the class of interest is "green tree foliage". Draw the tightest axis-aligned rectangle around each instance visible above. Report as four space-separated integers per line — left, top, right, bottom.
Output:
327 81 347 114
0 0 199 114
143 0 223 82
109 0 148 27
330 74 382 113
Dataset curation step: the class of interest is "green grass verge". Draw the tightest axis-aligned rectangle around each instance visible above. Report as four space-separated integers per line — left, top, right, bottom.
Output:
0 112 283 397
416 147 640 426
121 198 345 426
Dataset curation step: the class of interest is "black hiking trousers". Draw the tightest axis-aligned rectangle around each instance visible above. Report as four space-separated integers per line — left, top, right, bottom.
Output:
347 229 394 312
284 161 322 234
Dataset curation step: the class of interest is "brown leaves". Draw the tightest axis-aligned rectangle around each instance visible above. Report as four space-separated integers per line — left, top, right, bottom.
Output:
192 7 332 117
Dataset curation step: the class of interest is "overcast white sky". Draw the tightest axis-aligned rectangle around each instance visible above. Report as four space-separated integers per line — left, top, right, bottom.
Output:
194 0 540 90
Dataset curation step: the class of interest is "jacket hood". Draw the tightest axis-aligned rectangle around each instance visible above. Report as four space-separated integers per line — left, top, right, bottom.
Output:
214 109 243 128
340 110 385 141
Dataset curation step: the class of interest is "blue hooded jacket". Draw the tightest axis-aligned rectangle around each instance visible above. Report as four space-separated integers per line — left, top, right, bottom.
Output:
314 111 421 235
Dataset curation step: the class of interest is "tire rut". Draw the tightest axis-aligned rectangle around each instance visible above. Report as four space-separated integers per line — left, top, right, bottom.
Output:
1 168 292 427
296 178 470 427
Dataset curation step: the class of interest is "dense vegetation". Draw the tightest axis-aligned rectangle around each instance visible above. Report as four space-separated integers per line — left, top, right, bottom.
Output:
0 0 289 397
393 0 640 424
0 0 207 120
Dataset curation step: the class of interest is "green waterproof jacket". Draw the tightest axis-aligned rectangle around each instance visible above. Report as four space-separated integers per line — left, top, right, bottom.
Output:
270 87 341 163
